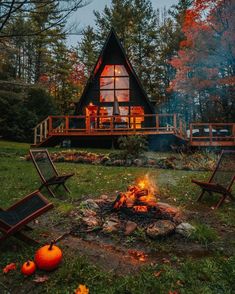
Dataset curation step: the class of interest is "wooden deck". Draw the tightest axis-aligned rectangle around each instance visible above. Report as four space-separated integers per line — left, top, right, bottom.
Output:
33 115 235 148
33 114 187 147
190 123 235 147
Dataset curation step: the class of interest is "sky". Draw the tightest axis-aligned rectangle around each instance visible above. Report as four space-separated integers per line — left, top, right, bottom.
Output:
66 0 178 46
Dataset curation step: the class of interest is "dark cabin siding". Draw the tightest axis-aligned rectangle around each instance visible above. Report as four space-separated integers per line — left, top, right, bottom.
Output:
75 29 154 127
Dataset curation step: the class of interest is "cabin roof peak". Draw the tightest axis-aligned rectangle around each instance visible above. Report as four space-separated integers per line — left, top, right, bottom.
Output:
75 27 155 113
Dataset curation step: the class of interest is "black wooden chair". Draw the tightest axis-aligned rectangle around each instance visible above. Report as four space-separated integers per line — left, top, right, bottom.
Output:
30 149 74 197
0 190 53 245
192 150 235 209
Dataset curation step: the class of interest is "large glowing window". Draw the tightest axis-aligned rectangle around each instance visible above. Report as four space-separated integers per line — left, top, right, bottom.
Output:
100 65 129 102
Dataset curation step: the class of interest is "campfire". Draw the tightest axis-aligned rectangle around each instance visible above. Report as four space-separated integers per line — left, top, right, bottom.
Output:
70 173 183 242
113 175 158 213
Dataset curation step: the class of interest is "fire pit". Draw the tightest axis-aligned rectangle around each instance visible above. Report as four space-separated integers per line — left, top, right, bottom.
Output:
70 174 187 240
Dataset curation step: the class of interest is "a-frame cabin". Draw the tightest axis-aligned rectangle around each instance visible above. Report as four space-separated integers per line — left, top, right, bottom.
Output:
75 28 155 134
34 30 235 149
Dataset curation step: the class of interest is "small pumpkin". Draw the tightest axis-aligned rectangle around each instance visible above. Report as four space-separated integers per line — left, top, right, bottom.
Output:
34 242 62 271
21 260 36 276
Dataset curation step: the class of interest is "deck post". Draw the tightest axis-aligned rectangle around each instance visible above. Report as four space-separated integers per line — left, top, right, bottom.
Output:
65 116 69 134
190 124 193 145
233 124 235 143
179 119 183 137
209 124 212 144
156 114 159 132
173 114 177 133
48 116 52 135
34 128 37 144
111 116 114 131
44 120 48 138
40 123 43 143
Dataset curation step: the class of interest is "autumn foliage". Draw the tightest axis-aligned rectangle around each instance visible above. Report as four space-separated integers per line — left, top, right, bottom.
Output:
169 0 235 121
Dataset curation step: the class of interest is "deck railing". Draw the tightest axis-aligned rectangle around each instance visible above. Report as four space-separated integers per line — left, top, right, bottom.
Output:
33 113 187 145
190 123 235 146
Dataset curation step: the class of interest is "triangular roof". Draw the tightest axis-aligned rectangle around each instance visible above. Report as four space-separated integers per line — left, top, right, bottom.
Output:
75 27 155 113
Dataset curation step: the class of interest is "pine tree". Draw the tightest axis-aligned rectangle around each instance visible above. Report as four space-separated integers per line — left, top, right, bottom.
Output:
77 26 98 76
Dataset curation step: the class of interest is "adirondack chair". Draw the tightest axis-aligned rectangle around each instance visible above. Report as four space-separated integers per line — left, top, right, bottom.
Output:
192 150 235 209
30 149 74 197
0 190 53 245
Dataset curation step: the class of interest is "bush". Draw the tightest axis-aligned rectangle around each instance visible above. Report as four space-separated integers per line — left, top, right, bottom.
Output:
26 87 56 121
0 86 56 142
0 90 37 142
118 135 148 159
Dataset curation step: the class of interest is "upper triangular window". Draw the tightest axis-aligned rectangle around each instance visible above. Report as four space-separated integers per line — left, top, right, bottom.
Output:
101 65 128 77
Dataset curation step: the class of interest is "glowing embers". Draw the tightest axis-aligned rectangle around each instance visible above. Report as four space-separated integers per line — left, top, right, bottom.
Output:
113 175 158 213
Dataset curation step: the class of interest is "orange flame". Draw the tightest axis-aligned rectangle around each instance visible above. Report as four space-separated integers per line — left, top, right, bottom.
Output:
114 174 158 212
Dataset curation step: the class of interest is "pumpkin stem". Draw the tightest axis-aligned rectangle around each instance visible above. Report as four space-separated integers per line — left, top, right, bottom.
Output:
49 241 54 250
26 261 30 266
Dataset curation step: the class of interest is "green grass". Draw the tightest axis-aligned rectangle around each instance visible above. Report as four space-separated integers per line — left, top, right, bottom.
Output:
0 140 235 294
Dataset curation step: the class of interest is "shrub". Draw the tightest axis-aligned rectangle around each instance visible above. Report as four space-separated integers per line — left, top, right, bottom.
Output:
118 135 148 159
0 90 37 142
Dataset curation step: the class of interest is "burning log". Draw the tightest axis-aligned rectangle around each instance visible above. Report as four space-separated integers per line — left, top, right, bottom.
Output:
113 175 158 213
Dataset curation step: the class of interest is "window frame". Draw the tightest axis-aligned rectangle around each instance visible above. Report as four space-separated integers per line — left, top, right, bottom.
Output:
100 65 130 103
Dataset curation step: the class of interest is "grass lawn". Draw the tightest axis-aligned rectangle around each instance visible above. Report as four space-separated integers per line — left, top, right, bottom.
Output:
0 140 234 294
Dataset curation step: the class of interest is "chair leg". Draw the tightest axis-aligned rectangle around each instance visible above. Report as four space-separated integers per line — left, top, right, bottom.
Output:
197 189 206 202
215 193 228 209
46 186 56 198
63 183 70 193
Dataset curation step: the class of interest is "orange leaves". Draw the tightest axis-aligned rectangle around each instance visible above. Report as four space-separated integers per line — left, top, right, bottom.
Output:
169 0 234 98
3 263 16 274
74 284 89 294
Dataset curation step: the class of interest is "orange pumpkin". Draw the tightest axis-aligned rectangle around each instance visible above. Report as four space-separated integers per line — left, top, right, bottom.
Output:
21 260 36 276
34 242 62 271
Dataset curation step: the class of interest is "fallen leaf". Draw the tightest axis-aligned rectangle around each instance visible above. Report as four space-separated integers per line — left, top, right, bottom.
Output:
33 275 49 283
154 271 162 277
176 280 184 286
3 263 16 273
162 258 171 264
74 284 89 294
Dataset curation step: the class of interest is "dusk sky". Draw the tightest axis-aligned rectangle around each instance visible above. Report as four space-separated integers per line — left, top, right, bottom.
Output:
67 0 178 46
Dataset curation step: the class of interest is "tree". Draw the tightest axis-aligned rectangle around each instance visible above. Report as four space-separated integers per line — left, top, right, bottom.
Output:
169 0 235 122
77 25 98 76
0 0 88 37
40 44 86 114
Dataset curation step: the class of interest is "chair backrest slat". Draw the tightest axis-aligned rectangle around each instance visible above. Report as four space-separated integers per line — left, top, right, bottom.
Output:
30 149 58 182
209 150 235 189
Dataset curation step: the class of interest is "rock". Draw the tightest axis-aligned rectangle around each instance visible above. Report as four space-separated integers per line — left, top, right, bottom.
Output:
102 218 120 234
176 223 195 237
147 159 156 166
81 216 102 228
94 194 111 205
80 199 100 211
155 202 182 223
81 209 97 217
146 220 175 238
124 221 138 236
100 194 109 200
125 159 132 166
112 159 125 166
133 159 143 167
